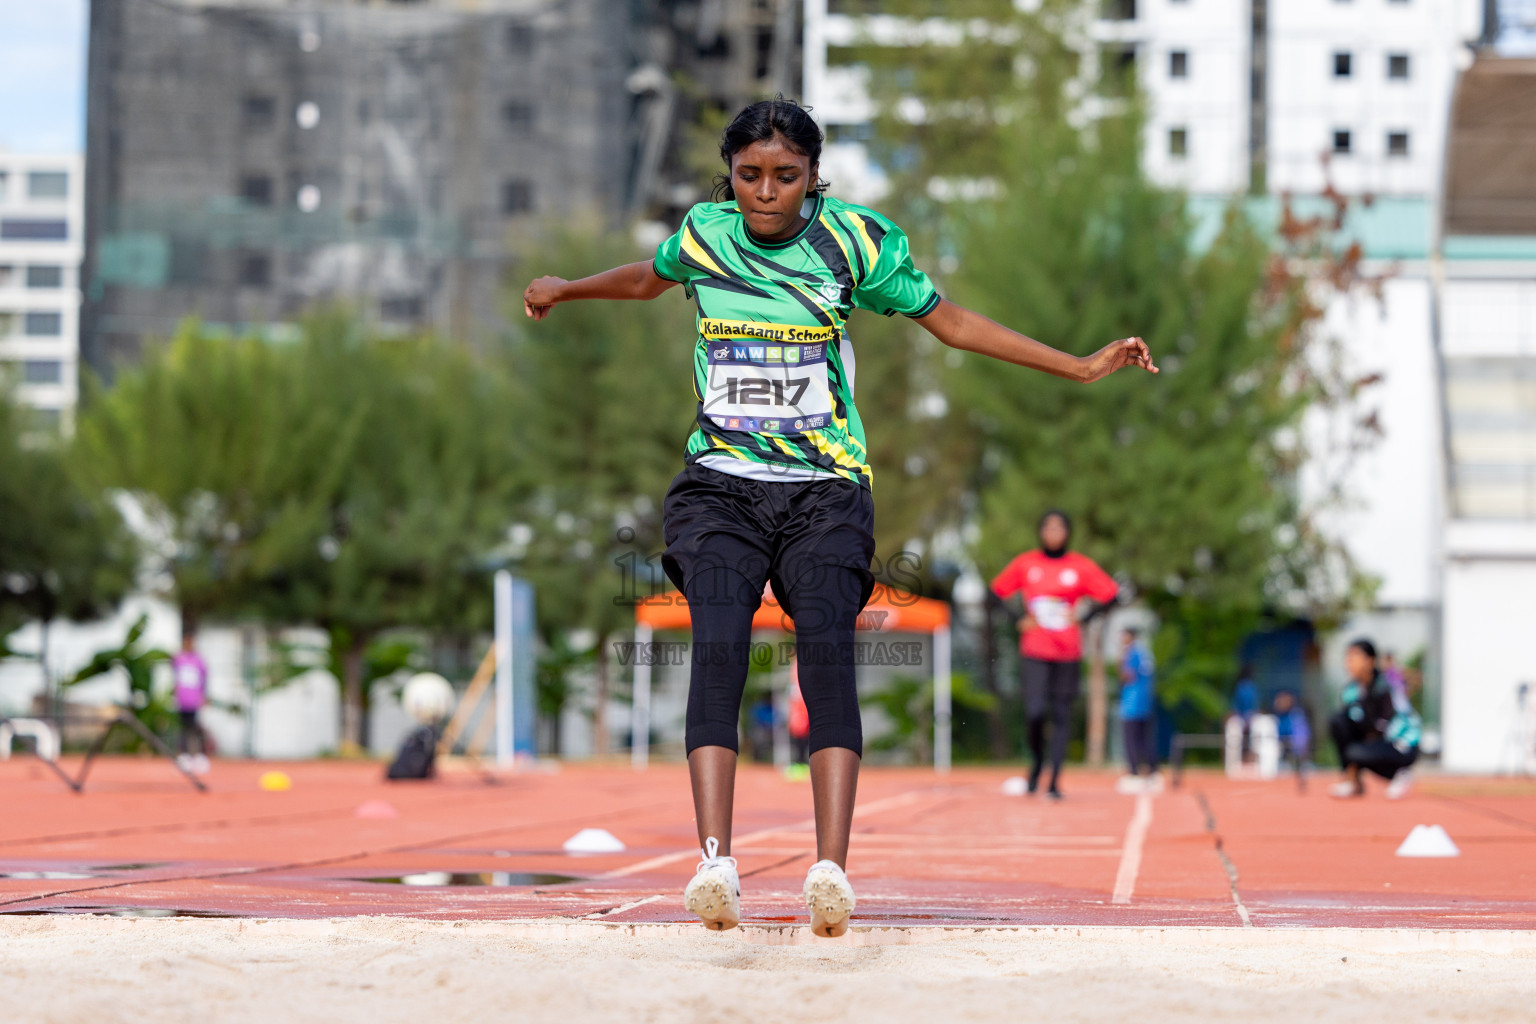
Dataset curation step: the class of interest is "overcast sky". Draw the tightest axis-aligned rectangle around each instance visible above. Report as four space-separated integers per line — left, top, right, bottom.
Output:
0 0 88 154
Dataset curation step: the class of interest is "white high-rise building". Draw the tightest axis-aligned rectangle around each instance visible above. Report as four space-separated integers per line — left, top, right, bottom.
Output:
807 1 1482 201
1093 0 1251 195
1266 0 1481 197
0 153 83 432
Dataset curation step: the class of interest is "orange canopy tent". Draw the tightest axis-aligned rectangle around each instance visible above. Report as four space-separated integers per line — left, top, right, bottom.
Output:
630 584 955 772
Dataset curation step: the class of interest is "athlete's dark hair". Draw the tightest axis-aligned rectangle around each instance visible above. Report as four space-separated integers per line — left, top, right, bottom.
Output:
1038 509 1073 536
1348 638 1378 661
711 96 831 202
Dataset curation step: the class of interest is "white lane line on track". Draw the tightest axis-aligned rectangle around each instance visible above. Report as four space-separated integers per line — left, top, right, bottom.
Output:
1111 791 1155 905
597 789 931 879
583 894 666 919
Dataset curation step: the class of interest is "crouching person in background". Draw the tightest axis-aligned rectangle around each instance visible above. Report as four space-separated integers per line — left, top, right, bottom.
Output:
1329 639 1421 800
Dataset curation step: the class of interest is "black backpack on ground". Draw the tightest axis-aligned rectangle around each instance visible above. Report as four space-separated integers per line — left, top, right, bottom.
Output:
386 725 438 780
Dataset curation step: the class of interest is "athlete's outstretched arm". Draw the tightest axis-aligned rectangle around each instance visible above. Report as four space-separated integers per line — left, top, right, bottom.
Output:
914 299 1157 383
523 261 678 320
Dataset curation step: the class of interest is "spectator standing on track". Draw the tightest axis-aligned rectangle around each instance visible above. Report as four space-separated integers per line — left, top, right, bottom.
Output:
1231 665 1259 722
1116 627 1158 792
172 632 210 776
1273 689 1311 775
991 510 1118 801
1230 664 1259 762
1328 638 1421 800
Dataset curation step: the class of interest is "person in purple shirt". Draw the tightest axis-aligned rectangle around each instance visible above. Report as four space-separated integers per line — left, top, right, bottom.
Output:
172 632 210 775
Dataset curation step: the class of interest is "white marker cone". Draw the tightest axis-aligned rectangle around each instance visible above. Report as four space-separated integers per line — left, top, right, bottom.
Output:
1395 824 1460 858
1001 775 1028 796
563 827 627 854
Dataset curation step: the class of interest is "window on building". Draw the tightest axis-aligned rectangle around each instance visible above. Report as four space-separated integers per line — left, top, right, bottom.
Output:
1387 131 1410 156
0 312 13 335
1100 44 1137 95
27 171 68 199
502 101 534 131
1101 0 1136 20
0 265 13 287
0 219 68 241
0 172 8 200
826 122 875 143
1169 127 1188 157
1169 50 1188 78
22 360 61 385
505 22 534 54
24 312 62 336
502 180 534 215
25 265 63 289
243 95 276 130
1388 53 1410 79
1333 52 1352 78
1333 129 1352 154
240 175 274 207
26 407 62 432
381 296 423 321
239 253 271 287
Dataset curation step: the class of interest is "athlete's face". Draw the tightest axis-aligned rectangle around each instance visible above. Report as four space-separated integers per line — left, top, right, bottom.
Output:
1038 515 1069 552
730 135 818 241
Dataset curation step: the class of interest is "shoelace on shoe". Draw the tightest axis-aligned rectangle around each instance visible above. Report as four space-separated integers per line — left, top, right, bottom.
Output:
696 836 738 873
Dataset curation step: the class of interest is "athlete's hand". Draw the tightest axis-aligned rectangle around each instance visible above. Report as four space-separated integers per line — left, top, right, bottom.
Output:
523 276 566 320
1017 614 1038 634
1079 337 1157 382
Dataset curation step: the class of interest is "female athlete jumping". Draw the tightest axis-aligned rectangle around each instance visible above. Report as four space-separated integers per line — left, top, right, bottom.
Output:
522 99 1156 937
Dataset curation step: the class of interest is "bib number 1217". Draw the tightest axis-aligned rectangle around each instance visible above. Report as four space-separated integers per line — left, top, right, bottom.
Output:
724 376 810 406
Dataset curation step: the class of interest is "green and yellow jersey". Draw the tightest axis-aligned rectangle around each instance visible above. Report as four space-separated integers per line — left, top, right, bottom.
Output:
653 194 940 489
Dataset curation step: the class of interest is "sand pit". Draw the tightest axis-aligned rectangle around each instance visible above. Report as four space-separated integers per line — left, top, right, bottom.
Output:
4 917 1534 1024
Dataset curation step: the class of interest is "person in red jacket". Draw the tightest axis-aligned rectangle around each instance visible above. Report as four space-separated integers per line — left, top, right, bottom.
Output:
991 510 1118 799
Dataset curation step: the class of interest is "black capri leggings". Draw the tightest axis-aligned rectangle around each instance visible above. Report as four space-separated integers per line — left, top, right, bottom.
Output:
683 564 866 756
662 464 876 758
1022 656 1081 784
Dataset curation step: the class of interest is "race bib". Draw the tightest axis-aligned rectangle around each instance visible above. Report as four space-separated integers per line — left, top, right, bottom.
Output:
1028 596 1073 632
700 319 837 434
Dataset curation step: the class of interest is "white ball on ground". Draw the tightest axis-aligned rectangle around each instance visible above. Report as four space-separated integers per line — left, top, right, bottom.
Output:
402 672 456 725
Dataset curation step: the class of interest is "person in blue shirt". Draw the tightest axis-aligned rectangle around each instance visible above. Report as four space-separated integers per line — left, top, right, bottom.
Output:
1231 665 1259 722
1118 628 1157 779
1272 689 1312 785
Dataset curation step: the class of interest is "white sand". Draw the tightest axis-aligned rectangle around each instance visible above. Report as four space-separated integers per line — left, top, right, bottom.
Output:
3 918 1534 1024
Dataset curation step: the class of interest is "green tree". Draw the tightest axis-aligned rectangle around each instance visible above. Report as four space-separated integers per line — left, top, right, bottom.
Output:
76 313 522 750
247 316 521 750
503 230 698 754
851 0 1374 739
73 320 358 633
0 388 136 699
61 614 172 738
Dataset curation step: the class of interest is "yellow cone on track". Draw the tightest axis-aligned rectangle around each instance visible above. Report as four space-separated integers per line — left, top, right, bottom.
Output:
258 770 292 791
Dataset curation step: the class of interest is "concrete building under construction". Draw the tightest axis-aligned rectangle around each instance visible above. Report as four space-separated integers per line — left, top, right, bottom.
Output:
82 0 802 376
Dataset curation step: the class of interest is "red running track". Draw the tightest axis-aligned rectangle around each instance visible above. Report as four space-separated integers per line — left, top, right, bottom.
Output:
1 758 1532 928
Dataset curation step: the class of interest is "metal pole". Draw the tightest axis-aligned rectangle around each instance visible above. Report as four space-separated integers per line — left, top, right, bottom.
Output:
803 0 827 121
934 625 952 774
631 622 653 770
494 569 514 767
